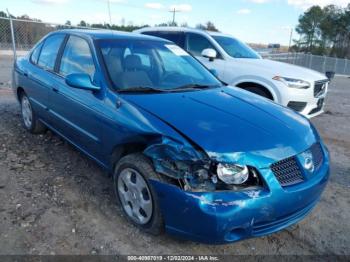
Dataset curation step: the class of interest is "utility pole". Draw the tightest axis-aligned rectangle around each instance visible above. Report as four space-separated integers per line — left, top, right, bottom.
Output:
288 27 293 52
169 8 181 25
107 0 112 25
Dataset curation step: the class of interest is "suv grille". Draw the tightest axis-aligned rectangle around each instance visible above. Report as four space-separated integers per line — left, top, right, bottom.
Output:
314 80 327 97
271 156 304 187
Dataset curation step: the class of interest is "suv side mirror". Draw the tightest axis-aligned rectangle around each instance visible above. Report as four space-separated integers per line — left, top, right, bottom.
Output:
201 48 217 62
66 73 101 92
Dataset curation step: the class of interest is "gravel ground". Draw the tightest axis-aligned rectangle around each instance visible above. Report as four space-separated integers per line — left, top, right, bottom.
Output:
0 56 349 255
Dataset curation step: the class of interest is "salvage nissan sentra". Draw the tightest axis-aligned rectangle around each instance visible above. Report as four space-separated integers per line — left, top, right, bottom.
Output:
12 30 330 244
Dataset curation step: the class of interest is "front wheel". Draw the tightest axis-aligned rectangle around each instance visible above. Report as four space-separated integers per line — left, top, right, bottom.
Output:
20 93 46 134
243 86 273 100
113 153 164 235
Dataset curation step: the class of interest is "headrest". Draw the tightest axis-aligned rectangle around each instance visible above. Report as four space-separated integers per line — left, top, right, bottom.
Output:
124 55 142 71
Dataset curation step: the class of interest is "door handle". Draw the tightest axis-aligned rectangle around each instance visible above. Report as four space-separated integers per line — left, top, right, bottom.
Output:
52 87 59 93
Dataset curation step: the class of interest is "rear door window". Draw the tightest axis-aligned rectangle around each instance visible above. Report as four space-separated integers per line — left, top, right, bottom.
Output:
37 34 65 70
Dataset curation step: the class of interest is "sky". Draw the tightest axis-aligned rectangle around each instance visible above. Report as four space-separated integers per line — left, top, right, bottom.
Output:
0 0 349 45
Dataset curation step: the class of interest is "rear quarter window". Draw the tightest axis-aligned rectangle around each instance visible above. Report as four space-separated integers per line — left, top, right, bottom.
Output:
30 42 43 64
38 34 65 70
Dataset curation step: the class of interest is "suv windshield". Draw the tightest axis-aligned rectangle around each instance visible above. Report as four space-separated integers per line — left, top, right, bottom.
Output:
212 35 261 59
98 39 221 92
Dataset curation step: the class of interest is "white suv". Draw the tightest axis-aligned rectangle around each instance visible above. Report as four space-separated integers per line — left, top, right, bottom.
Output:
135 27 329 118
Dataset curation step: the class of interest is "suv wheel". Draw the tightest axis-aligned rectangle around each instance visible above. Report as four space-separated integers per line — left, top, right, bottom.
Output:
244 86 272 100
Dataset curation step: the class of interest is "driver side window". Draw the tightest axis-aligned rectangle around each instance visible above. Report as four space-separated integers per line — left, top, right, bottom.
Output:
186 33 219 58
59 35 96 80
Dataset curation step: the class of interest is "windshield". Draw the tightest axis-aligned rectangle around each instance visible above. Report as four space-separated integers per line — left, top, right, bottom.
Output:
212 35 261 59
97 39 221 91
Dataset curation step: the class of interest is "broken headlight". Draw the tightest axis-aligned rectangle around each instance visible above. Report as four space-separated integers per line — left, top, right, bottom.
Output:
217 163 249 185
144 137 262 192
183 162 262 192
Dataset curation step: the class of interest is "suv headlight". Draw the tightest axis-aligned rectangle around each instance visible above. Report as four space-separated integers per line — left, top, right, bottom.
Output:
217 163 249 185
273 76 310 89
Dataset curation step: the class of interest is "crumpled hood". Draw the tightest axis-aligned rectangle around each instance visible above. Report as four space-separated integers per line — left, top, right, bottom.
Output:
123 87 319 167
232 58 327 81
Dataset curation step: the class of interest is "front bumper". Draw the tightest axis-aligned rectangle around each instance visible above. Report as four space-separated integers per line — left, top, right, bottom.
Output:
277 80 328 118
150 145 330 244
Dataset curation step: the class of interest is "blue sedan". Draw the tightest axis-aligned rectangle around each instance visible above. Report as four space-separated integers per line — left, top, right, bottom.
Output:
12 30 330 244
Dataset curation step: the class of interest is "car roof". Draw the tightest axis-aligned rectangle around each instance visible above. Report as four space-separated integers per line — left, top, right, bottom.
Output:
52 29 171 42
135 27 236 39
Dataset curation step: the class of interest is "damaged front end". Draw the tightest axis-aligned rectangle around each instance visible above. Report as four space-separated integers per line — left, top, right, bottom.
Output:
144 137 263 192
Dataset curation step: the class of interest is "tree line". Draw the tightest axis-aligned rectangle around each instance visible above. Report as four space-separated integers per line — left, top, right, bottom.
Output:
294 4 350 58
5 5 349 59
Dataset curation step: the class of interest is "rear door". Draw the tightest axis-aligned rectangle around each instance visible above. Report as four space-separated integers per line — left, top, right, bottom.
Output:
24 34 66 123
48 34 104 161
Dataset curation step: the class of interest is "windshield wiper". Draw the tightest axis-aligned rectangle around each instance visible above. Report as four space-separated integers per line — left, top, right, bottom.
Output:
170 84 220 91
117 86 166 93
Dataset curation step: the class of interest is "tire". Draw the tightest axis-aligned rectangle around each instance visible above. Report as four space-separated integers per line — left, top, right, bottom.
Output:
113 153 165 235
243 86 272 100
20 92 46 134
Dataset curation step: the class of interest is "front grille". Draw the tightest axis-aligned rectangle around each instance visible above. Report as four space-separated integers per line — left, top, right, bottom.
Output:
271 143 324 187
271 156 304 187
287 101 307 112
310 143 324 170
314 80 327 97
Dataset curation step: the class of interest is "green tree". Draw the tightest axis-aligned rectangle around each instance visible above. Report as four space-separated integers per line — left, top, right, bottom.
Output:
0 11 7 18
195 21 219 32
78 20 87 27
296 6 323 53
296 4 350 58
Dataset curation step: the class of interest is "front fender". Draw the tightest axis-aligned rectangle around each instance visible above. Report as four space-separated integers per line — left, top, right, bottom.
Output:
231 75 281 102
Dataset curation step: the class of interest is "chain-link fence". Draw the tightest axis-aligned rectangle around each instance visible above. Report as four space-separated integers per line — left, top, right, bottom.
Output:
0 17 102 87
263 52 350 76
1 16 350 76
0 16 101 58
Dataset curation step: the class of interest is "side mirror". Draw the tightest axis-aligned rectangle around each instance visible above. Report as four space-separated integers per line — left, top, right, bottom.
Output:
66 73 100 92
325 71 335 81
201 48 217 62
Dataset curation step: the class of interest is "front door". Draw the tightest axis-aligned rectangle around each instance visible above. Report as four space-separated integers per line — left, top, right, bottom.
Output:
48 35 104 161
